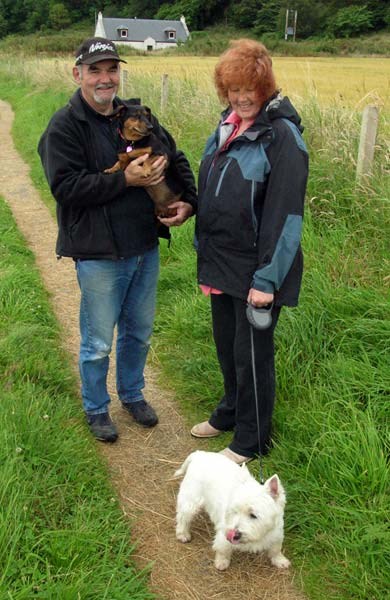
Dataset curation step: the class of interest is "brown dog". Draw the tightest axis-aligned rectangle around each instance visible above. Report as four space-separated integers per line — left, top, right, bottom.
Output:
104 104 181 217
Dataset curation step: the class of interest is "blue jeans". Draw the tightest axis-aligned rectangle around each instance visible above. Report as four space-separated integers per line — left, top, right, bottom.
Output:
75 247 159 414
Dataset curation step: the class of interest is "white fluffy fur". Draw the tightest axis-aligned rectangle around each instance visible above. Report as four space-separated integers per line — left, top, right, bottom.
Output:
174 450 290 571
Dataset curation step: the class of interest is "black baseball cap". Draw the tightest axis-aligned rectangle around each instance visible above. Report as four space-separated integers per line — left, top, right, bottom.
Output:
75 37 127 66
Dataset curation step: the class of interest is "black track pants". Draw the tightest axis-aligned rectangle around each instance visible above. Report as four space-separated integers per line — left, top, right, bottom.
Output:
208 293 281 457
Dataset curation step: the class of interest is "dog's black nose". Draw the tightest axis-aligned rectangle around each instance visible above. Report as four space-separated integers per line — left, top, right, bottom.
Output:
233 531 241 541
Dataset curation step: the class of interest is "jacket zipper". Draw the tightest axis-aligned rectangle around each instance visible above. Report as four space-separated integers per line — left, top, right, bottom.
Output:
215 158 232 197
88 130 120 258
250 179 258 245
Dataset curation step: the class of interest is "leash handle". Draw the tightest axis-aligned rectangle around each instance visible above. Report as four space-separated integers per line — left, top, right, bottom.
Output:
246 302 273 330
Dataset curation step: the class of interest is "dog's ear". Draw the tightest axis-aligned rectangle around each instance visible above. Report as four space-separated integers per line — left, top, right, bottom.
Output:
110 104 127 119
264 474 281 499
143 105 152 122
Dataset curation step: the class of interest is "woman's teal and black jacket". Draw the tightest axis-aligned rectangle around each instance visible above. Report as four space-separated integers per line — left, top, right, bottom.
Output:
195 95 309 307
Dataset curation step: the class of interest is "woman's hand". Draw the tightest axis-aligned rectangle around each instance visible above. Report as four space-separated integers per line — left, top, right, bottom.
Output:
247 288 274 307
124 154 167 187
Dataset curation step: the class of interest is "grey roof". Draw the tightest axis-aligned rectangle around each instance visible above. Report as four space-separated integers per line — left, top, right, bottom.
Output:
101 18 189 43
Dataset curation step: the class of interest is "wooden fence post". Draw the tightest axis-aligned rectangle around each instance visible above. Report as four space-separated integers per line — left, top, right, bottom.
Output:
161 73 169 112
121 69 128 98
356 105 379 183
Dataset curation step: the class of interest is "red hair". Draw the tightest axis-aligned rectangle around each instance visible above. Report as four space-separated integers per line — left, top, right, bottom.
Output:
214 39 277 106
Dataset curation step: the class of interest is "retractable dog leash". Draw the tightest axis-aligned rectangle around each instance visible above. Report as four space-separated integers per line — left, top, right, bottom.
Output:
246 303 273 485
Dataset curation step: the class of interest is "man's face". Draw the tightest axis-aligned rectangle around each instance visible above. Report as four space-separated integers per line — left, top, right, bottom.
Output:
73 59 120 113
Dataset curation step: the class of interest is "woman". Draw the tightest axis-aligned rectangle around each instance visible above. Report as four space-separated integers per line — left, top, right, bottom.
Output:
191 39 309 464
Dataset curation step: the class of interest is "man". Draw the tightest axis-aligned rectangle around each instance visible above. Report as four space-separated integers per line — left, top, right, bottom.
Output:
38 37 196 443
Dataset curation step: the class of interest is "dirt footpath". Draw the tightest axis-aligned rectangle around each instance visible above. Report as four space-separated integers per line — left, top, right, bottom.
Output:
0 99 307 600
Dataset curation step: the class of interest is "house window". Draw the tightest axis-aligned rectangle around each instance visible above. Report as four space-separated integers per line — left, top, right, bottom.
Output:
120 29 128 38
168 31 175 39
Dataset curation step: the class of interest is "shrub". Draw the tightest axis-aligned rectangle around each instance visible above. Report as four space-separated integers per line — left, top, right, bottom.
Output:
385 7 390 27
0 14 7 39
229 0 259 29
49 4 71 31
327 5 374 38
253 0 281 36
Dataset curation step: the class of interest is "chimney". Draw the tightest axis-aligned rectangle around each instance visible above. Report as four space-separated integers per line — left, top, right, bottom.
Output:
95 11 106 38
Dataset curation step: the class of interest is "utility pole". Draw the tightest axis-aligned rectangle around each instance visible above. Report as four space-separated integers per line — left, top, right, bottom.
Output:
285 9 298 41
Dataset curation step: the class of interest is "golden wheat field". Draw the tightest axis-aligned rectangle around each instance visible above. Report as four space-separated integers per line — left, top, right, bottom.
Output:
123 55 390 109
4 54 390 110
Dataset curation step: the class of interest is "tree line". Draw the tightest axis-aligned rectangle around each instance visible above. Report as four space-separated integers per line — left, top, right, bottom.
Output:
0 0 389 39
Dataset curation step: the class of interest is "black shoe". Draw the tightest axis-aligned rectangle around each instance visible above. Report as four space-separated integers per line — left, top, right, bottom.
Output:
86 412 118 443
122 400 158 427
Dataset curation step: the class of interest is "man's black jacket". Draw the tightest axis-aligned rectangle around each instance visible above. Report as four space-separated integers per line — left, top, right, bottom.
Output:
38 90 197 259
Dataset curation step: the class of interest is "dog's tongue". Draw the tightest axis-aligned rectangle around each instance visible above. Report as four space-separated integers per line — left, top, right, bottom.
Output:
226 529 240 545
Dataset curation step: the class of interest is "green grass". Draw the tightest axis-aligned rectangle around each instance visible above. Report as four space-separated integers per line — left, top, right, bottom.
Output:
152 85 390 600
0 64 389 600
0 200 156 598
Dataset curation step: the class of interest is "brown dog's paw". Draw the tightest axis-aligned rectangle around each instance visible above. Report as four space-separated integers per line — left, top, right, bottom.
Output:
156 206 178 218
104 165 120 174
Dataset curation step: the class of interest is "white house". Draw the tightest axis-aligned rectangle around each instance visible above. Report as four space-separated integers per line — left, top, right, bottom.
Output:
94 11 190 51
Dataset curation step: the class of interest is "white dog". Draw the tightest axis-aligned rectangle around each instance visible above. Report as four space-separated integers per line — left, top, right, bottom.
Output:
174 450 290 571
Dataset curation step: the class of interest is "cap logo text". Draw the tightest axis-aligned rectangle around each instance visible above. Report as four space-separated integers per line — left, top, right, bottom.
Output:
89 42 115 54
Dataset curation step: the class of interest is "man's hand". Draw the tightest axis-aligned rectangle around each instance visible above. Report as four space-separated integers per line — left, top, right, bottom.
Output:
124 154 167 187
247 288 274 307
157 201 194 226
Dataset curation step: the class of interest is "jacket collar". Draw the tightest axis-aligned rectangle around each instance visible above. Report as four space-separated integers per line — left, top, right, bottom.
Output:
219 96 275 142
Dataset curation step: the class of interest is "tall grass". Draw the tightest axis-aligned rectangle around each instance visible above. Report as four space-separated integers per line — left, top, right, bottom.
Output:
0 201 158 598
0 56 389 600
155 95 390 600
0 199 156 598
